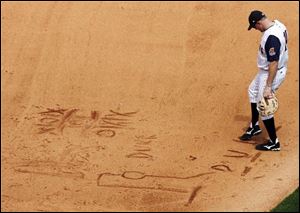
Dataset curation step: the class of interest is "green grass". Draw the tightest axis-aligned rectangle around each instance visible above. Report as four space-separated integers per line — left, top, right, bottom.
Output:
271 187 299 212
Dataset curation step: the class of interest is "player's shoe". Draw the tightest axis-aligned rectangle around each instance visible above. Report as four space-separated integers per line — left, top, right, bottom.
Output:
239 125 262 141
255 138 280 151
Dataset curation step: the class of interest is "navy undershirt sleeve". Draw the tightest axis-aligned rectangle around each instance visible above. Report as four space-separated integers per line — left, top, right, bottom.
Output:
265 35 281 62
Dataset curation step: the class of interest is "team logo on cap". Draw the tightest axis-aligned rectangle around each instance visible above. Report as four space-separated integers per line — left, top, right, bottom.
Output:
269 47 276 56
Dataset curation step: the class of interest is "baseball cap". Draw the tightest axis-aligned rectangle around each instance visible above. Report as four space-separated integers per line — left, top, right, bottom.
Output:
248 10 266 30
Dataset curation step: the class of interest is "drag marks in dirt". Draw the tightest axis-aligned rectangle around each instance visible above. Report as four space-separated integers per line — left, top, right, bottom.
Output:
221 149 262 177
12 106 265 208
97 170 214 205
250 152 262 163
223 149 249 158
97 170 213 192
126 134 157 160
210 164 232 172
13 160 85 179
185 186 202 206
12 145 107 188
241 166 252 177
209 149 263 179
35 107 138 137
26 143 261 205
59 144 106 166
241 152 262 177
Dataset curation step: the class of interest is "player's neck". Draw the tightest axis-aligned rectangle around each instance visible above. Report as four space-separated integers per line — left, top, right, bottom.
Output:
263 20 275 32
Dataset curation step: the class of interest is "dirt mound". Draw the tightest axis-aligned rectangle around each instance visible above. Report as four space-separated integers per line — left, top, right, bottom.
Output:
1 2 298 211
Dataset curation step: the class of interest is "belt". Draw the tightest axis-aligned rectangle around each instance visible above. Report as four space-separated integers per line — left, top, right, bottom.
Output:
260 66 285 72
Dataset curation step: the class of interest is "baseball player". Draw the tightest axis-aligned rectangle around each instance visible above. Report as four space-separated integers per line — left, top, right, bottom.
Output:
239 10 288 151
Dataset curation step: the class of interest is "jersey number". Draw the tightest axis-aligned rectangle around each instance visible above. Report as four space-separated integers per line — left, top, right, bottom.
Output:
283 30 288 51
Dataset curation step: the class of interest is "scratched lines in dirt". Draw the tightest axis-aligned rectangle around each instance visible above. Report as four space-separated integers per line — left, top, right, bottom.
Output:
59 144 106 166
241 152 262 177
13 160 85 179
12 144 107 181
209 149 263 177
221 149 263 177
126 134 157 160
185 185 202 206
97 170 214 205
35 107 138 138
210 164 233 172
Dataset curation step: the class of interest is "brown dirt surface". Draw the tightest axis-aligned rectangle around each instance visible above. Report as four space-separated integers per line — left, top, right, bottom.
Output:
1 1 299 212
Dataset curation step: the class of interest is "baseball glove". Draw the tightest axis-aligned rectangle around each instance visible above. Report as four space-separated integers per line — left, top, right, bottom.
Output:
257 95 279 116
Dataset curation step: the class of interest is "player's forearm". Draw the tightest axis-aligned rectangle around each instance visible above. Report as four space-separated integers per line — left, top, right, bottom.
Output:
266 61 278 87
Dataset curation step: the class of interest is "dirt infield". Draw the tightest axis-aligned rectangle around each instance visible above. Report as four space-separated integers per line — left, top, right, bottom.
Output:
1 2 299 211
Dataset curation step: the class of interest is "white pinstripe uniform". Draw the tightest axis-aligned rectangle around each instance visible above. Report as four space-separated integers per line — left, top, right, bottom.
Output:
248 20 288 121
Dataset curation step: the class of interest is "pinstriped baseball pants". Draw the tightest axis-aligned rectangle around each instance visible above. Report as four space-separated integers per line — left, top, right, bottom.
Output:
248 67 287 120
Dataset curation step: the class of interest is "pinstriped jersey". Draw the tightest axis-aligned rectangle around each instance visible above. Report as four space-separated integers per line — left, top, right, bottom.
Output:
257 20 288 71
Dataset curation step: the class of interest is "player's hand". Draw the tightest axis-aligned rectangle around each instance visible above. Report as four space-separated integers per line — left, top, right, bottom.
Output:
263 86 273 99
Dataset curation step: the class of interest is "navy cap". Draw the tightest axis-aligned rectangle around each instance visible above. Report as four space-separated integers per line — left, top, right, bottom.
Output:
248 10 266 30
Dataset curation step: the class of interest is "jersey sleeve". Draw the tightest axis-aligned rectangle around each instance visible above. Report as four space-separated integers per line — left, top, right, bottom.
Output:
265 35 281 62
